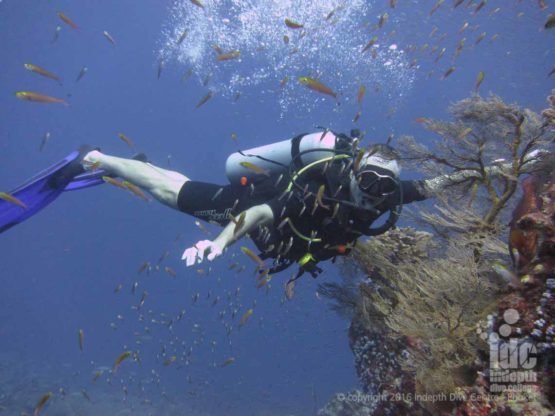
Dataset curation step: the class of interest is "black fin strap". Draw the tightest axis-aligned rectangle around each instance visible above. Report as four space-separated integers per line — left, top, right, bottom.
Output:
290 134 305 171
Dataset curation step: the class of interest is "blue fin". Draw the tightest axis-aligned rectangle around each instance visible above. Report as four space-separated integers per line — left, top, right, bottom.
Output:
0 150 104 233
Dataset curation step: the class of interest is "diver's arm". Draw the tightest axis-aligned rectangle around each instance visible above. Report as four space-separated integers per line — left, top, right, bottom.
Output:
182 204 274 266
212 204 274 250
418 149 547 198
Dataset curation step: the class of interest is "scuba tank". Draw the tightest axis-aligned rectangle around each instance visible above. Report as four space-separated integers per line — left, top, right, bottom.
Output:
225 131 352 185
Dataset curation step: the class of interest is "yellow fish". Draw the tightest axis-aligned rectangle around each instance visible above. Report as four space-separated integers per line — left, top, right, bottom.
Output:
457 127 473 140
102 176 126 189
92 370 103 382
285 18 304 29
23 64 61 84
239 309 253 327
297 76 337 98
0 192 27 209
315 185 330 210
216 50 240 62
239 161 269 176
163 355 177 366
474 71 485 92
112 351 132 373
357 84 366 105
57 11 78 30
240 246 265 269
15 91 67 105
122 181 150 202
117 133 134 148
256 275 272 289
231 211 246 234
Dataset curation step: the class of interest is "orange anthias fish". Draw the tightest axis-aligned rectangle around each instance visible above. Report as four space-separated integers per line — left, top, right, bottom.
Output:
195 91 214 108
102 176 127 189
122 181 150 202
285 18 304 29
33 392 53 416
357 84 366 105
239 308 253 327
240 246 265 269
112 351 132 373
117 133 135 148
0 192 27 209
15 91 67 105
23 64 61 84
216 50 241 62
57 11 78 30
297 77 337 99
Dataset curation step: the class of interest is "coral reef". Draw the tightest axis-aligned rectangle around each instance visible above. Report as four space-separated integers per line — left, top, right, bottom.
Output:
319 94 554 415
453 152 555 415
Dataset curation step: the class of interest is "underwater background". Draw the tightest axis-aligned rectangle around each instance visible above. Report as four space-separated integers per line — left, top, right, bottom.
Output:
0 0 553 415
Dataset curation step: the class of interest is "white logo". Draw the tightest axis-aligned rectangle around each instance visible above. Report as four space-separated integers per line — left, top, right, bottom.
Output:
478 309 538 394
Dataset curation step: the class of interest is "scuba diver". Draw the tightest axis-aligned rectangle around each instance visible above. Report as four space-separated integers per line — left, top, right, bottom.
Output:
0 129 544 282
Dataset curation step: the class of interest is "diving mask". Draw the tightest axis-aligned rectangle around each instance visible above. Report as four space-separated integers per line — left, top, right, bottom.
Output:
356 168 398 197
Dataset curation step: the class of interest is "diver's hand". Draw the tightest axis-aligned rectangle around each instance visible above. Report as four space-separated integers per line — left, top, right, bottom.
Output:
182 240 223 267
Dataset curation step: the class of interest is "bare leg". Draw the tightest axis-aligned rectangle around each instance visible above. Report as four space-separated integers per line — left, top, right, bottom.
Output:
83 150 189 209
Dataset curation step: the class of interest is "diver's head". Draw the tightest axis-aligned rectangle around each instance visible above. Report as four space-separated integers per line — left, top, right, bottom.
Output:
349 144 401 210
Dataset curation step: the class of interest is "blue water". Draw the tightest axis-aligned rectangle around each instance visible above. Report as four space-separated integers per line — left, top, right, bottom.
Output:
0 1 553 415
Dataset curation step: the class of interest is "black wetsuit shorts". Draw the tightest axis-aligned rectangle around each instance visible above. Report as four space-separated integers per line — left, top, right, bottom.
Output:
177 180 280 226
